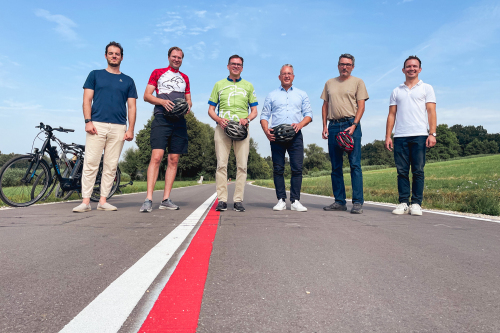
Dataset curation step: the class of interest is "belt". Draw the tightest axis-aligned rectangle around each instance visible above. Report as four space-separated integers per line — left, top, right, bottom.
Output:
330 117 354 124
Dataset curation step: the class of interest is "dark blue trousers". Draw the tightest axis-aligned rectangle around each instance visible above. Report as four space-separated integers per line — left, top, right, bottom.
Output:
394 136 427 205
327 119 363 205
270 131 304 202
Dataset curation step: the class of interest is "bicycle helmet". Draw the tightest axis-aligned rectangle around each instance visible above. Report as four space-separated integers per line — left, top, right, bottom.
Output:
272 124 296 143
336 131 354 153
164 98 189 119
224 120 248 141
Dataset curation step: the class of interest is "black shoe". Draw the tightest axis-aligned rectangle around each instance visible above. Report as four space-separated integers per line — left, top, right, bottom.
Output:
215 201 227 211
233 202 245 212
323 202 347 211
351 203 363 214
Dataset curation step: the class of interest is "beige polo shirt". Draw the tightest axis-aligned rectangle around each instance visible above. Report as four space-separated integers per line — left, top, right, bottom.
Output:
320 76 369 120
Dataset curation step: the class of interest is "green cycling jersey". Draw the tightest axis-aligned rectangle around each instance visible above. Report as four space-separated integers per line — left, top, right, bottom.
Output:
208 77 258 121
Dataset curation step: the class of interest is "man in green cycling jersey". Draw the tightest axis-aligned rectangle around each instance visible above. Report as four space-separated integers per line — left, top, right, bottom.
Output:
208 55 258 212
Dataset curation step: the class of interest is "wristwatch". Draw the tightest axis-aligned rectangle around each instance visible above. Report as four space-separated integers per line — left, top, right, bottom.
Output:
246 118 251 123
85 119 92 123
430 132 437 137
353 122 359 128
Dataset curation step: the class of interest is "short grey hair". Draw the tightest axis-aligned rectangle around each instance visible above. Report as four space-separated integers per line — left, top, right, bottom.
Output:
338 54 355 66
280 64 294 74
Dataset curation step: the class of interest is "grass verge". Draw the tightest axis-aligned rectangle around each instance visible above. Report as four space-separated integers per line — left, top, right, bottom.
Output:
0 180 214 209
254 155 500 216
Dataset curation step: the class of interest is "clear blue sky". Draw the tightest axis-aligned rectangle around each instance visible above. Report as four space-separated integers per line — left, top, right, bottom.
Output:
1 0 499 157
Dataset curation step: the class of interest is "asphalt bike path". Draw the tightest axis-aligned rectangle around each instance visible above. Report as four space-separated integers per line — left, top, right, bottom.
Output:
197 184 500 333
1 183 500 332
0 184 216 333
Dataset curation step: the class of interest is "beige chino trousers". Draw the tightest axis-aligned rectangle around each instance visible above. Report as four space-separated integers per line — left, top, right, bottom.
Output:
81 121 126 198
214 125 250 203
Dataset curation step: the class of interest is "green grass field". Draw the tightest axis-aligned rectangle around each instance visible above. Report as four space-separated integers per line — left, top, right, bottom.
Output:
254 155 500 216
0 180 214 208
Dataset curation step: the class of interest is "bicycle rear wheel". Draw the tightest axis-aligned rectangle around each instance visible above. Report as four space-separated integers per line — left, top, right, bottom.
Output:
0 155 51 207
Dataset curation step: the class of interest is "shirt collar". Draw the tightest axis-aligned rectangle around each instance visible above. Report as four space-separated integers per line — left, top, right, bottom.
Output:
227 76 242 82
279 85 293 91
400 80 423 88
167 66 179 73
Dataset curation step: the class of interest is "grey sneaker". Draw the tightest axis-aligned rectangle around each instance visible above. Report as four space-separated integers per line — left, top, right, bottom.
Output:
233 202 245 212
215 201 227 211
140 199 153 213
351 203 363 214
73 203 91 213
323 202 347 211
159 198 179 210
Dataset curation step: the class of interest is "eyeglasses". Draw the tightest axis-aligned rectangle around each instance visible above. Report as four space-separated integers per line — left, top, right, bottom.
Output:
229 63 243 68
339 63 353 67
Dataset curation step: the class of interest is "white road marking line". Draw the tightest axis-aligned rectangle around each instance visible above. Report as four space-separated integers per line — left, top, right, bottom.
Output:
59 192 217 333
249 183 500 224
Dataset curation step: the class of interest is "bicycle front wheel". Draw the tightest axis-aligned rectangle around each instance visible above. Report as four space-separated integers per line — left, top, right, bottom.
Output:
0 155 51 207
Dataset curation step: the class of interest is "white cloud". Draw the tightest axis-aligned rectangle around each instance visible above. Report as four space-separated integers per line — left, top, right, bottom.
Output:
281 33 286 36
186 42 206 60
138 36 152 47
35 9 78 41
195 10 207 17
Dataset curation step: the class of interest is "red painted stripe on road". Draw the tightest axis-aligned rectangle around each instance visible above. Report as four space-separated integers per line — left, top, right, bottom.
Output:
139 199 220 332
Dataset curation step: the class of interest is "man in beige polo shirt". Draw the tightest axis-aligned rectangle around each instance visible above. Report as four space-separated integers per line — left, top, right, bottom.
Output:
321 53 369 214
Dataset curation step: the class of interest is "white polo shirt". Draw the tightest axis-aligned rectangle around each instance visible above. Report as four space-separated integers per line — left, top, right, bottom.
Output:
389 80 436 138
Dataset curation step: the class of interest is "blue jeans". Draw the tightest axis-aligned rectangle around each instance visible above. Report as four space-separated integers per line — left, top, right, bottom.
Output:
394 136 427 205
270 131 304 202
327 119 363 205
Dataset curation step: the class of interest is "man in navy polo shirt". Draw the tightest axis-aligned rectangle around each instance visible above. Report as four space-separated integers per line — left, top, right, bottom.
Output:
260 64 312 212
73 41 138 213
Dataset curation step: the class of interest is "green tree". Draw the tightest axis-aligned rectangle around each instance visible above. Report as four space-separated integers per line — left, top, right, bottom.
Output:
450 124 488 155
119 147 141 180
304 144 330 170
464 138 485 156
484 140 499 154
361 140 395 166
427 124 461 160
247 139 272 179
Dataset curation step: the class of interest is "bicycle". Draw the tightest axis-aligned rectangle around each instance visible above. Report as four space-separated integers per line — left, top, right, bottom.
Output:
0 123 121 207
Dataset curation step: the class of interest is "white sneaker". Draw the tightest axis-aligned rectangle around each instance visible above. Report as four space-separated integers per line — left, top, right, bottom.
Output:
410 203 423 216
273 199 286 211
392 203 409 215
291 200 307 212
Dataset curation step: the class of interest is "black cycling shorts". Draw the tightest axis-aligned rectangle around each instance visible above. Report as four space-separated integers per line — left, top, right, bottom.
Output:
150 114 188 154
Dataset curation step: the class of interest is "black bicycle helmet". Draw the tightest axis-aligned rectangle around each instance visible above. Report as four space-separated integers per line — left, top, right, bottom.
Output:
224 120 248 141
272 124 296 143
336 131 354 153
164 98 189 119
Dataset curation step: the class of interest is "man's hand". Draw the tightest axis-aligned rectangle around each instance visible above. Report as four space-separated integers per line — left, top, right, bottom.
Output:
385 137 393 151
292 123 303 133
239 118 249 127
265 128 275 141
322 126 329 139
345 125 356 135
426 135 436 148
163 100 175 112
124 130 134 141
218 117 229 129
85 122 97 135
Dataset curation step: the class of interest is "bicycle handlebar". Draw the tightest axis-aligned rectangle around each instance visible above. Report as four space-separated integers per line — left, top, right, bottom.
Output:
36 122 74 133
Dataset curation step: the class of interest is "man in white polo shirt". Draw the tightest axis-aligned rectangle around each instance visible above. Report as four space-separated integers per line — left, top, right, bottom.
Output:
384 55 436 216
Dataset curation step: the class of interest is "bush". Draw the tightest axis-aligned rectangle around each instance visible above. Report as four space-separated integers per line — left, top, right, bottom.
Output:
120 172 131 182
1 168 28 187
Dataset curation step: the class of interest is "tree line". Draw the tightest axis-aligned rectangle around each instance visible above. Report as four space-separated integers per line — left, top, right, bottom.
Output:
1 120 497 180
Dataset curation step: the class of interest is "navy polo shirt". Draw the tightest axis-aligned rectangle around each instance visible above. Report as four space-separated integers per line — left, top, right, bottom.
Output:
83 69 138 125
